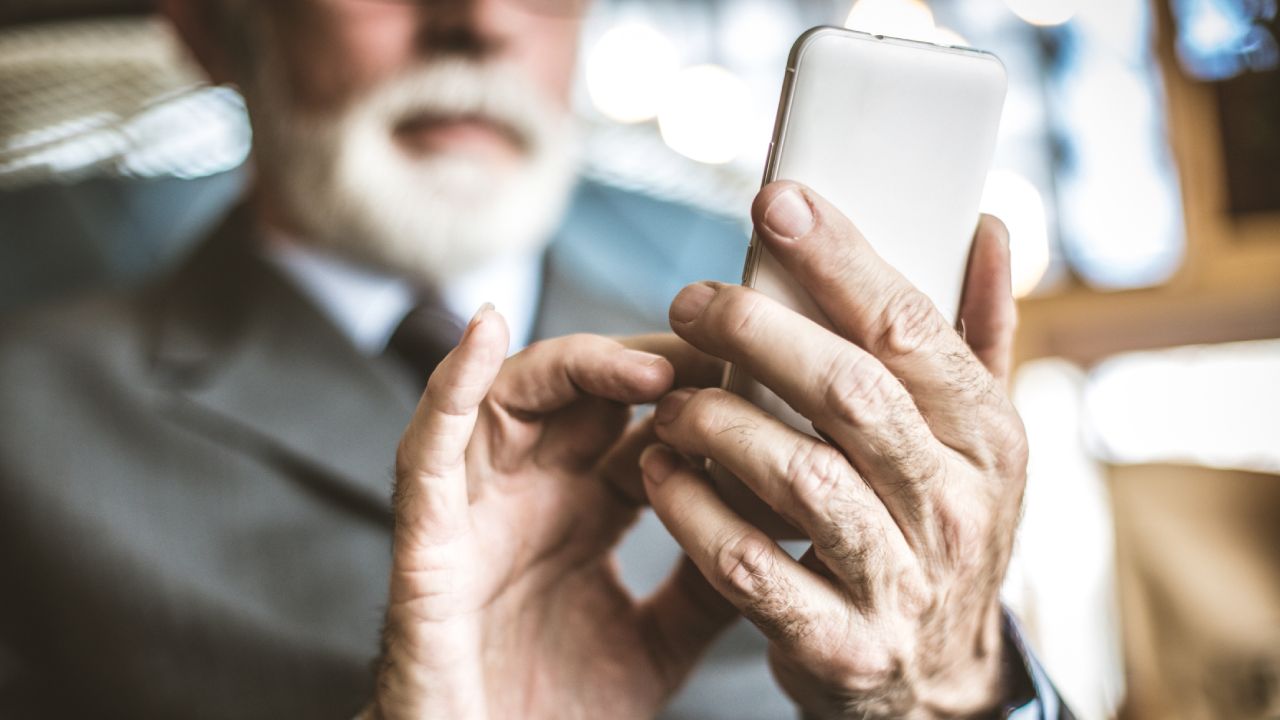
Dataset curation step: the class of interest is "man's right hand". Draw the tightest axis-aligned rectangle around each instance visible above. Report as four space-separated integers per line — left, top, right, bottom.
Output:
372 308 735 720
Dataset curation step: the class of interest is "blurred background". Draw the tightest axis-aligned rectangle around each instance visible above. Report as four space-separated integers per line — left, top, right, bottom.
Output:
1 1 1278 718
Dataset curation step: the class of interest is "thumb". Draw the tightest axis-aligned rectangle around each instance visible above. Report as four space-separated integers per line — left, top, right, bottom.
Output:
381 306 507 718
958 214 1017 385
393 305 509 562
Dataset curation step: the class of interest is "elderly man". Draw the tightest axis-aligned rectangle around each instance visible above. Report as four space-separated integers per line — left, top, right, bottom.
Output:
0 0 1069 718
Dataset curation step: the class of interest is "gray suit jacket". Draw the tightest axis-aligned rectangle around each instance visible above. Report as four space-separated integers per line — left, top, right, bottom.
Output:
0 180 802 719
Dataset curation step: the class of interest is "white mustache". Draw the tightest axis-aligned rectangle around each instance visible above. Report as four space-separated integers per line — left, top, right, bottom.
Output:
351 58 563 158
247 50 580 287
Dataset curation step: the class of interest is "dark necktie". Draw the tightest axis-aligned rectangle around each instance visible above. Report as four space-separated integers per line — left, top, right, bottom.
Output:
385 296 464 385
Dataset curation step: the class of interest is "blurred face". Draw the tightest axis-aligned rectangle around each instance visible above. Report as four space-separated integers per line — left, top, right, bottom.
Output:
230 0 587 285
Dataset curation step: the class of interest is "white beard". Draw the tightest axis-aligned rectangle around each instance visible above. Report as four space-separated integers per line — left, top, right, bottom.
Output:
245 57 579 287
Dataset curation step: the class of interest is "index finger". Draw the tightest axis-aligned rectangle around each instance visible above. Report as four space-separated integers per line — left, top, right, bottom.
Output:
618 333 725 389
751 181 1008 457
493 334 676 415
487 335 676 472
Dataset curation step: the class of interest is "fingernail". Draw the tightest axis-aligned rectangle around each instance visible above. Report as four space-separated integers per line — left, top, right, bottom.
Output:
639 444 677 485
762 187 814 240
654 388 693 425
472 302 495 323
669 283 716 324
622 349 665 367
461 302 495 343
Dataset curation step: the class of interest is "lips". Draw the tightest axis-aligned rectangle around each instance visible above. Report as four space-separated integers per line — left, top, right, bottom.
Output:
392 112 528 158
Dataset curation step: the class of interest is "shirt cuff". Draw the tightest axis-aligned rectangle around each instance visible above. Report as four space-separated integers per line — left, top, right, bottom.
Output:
1001 609 1075 720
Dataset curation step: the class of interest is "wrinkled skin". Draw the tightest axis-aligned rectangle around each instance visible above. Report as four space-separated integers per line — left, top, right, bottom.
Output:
641 181 1027 719
375 317 733 720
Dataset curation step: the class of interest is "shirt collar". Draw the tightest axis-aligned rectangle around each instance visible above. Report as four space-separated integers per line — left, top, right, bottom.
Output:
263 234 543 356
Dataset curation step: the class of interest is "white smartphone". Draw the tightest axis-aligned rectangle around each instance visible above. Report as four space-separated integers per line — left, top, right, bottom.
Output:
712 27 1007 533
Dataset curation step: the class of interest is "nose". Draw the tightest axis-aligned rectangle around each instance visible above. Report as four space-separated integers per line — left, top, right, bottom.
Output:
414 0 508 60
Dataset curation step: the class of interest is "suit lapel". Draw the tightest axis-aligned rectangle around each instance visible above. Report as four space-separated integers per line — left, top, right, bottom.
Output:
141 182 747 514
147 205 415 515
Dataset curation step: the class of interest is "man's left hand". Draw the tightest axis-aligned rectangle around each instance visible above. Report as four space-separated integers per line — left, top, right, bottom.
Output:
641 181 1028 719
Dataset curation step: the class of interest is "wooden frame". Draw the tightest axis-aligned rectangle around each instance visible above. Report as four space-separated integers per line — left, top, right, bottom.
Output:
1013 0 1280 368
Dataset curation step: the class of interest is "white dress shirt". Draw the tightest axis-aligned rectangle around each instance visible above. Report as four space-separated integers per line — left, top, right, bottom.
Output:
264 236 544 356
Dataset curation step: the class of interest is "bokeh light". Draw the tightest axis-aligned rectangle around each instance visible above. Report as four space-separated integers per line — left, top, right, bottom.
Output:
1086 340 1280 473
931 27 970 47
657 64 753 165
1003 0 1080 27
1172 0 1279 79
1055 59 1184 290
585 23 680 124
980 169 1051 298
845 0 937 42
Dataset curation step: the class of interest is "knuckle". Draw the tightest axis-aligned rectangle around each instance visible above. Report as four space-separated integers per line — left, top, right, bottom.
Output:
968 399 1029 476
716 533 814 642
813 504 877 579
716 532 777 599
785 441 853 519
875 288 945 359
884 428 941 484
820 351 900 429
